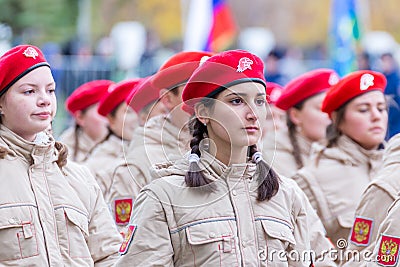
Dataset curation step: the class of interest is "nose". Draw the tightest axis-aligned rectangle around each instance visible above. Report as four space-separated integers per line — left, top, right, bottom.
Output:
37 89 51 106
371 107 382 121
245 103 258 121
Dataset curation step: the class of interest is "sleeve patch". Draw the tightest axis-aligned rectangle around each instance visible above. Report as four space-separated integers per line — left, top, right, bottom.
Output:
350 216 374 246
377 234 400 266
119 224 137 255
114 198 133 225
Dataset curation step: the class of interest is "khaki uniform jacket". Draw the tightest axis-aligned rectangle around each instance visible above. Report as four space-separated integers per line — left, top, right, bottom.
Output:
84 134 129 196
103 116 191 232
262 129 313 178
116 150 315 267
58 126 97 163
343 133 400 266
367 197 400 267
0 125 122 266
293 135 384 247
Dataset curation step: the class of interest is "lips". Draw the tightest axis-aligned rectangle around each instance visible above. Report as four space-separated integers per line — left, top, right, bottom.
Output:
33 111 51 119
244 126 259 133
369 126 384 133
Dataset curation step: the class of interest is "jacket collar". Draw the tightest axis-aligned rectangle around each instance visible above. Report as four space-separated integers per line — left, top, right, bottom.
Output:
0 124 55 164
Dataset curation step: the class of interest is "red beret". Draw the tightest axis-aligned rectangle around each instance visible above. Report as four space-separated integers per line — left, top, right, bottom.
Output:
66 80 114 115
126 76 159 113
182 49 266 114
265 82 284 104
322 70 387 116
275 68 339 111
0 45 50 97
98 78 141 116
152 51 214 91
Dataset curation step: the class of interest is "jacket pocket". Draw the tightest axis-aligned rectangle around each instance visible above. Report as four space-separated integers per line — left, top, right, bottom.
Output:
261 219 296 264
60 207 91 258
0 206 38 261
185 220 238 266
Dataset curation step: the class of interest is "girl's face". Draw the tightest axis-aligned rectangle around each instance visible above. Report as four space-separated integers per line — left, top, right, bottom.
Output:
0 67 56 141
75 104 109 143
264 104 286 135
289 93 331 142
108 102 138 141
206 82 267 149
337 90 387 150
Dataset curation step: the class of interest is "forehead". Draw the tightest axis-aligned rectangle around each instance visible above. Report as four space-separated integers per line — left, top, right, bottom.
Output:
348 90 385 105
12 67 54 87
218 82 266 96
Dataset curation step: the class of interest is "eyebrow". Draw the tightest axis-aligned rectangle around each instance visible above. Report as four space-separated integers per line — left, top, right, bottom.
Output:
20 82 56 88
225 92 266 97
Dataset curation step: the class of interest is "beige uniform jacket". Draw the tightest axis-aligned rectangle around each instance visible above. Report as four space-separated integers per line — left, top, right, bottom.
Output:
84 134 129 196
103 116 191 232
263 129 313 178
116 150 316 267
293 135 384 247
58 126 97 163
343 133 400 266
367 197 400 267
0 125 122 266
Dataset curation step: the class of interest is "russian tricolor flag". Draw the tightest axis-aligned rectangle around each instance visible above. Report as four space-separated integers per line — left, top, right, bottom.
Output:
183 0 237 52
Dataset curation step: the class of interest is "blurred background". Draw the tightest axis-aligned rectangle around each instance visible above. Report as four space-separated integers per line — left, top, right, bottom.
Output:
1 0 399 136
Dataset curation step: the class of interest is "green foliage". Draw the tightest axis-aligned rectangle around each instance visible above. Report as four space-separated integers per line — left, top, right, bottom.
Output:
0 0 78 44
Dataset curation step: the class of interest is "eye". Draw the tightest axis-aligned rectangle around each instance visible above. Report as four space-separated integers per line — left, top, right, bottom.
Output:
230 98 243 105
255 98 266 106
47 88 56 94
377 104 387 112
23 89 35 95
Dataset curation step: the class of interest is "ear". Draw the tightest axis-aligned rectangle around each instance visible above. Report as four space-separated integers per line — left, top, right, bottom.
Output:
106 113 115 126
138 110 147 126
288 107 301 126
159 88 174 110
74 110 85 127
194 103 210 125
331 111 340 130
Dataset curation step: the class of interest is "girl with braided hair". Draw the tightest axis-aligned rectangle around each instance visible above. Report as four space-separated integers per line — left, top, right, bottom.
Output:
116 50 331 266
262 69 338 178
0 45 122 265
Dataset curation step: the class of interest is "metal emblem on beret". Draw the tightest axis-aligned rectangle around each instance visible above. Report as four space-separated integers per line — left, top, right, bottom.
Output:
328 73 339 86
269 87 282 103
237 57 253 72
23 47 39 59
199 56 210 66
360 73 374 90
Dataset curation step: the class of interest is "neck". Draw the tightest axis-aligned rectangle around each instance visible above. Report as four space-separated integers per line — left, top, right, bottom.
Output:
208 140 248 165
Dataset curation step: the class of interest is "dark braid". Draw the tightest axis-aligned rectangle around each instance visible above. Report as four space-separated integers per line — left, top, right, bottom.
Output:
73 124 80 161
287 116 304 169
185 118 214 188
286 101 306 169
55 141 68 169
249 145 280 201
0 147 8 159
326 104 346 148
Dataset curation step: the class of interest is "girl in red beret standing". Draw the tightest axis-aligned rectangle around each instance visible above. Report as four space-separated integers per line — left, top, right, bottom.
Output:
83 78 139 196
293 70 387 250
59 79 112 162
263 69 338 178
262 82 286 134
116 50 323 266
0 45 122 265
